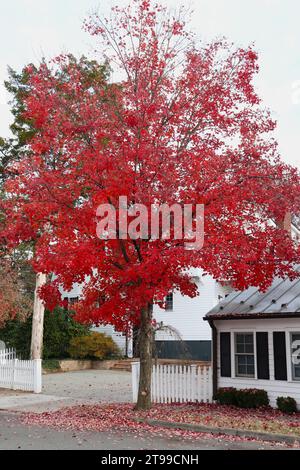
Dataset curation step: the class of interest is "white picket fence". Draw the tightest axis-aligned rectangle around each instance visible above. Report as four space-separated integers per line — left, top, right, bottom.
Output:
132 362 213 403
0 348 16 362
0 349 42 393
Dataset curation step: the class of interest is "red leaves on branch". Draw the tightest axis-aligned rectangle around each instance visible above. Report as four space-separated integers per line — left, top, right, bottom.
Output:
2 0 300 330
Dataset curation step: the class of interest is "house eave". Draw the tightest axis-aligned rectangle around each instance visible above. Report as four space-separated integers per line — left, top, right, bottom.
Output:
204 312 300 321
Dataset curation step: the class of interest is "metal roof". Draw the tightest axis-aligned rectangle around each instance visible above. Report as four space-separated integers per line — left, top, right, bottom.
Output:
205 269 300 320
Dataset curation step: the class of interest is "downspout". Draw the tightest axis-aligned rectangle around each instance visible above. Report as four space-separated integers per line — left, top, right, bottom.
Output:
208 319 218 398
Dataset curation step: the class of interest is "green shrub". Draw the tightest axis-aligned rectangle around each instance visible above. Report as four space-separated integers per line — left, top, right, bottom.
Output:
42 308 90 359
214 387 237 406
0 307 90 359
215 387 269 409
277 396 297 414
0 318 32 358
69 332 120 360
235 388 269 408
42 359 61 371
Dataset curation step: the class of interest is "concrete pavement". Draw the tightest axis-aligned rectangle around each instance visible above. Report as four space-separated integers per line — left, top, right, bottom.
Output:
0 370 132 412
42 369 132 402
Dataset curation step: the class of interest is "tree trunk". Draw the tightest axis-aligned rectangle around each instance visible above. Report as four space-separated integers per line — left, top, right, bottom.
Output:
30 272 46 360
135 303 153 410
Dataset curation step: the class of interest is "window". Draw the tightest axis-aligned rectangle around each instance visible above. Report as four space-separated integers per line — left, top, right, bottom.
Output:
63 297 79 310
291 333 300 381
235 333 255 378
165 293 173 311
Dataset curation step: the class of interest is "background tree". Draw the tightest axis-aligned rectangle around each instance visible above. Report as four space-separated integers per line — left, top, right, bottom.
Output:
2 0 300 409
0 306 89 359
0 65 38 184
0 260 32 328
0 56 109 357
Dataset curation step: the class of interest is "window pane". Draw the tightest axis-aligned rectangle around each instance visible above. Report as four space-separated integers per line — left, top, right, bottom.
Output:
245 343 254 353
238 356 246 366
237 363 247 375
294 366 300 378
292 333 300 342
291 333 300 380
245 334 253 344
236 354 255 377
236 343 245 354
246 355 254 366
165 292 173 311
235 333 254 353
236 334 244 344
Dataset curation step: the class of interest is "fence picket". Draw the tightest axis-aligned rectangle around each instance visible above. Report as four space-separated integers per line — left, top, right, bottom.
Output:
132 362 213 404
0 348 41 393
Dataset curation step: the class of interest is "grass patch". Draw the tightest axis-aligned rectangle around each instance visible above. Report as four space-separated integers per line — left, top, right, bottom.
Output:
42 359 61 371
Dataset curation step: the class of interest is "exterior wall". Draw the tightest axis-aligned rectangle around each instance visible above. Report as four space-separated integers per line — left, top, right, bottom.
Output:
154 269 229 342
60 268 231 360
59 282 82 300
214 318 300 408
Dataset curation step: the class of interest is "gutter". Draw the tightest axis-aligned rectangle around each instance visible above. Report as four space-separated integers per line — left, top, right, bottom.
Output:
207 319 218 397
204 312 300 321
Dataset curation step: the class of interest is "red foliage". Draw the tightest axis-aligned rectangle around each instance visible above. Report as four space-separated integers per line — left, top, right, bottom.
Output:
2 0 300 331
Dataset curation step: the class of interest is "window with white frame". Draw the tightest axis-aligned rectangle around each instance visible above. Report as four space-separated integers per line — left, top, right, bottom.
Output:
165 292 173 311
235 333 255 378
291 332 300 381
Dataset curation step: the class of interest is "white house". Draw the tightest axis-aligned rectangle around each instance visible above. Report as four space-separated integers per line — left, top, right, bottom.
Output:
152 270 232 361
61 223 300 362
61 270 232 361
204 272 300 408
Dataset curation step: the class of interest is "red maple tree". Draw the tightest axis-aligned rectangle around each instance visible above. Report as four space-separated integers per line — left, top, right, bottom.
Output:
2 0 300 408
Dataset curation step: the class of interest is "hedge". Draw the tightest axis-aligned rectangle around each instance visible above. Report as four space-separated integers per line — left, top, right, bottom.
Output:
277 396 298 414
215 387 270 409
69 332 120 360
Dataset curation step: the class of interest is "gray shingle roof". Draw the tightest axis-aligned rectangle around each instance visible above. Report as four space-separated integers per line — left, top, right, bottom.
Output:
205 270 300 320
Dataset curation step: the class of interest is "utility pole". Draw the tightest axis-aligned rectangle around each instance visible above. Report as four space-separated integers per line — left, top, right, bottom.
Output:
30 272 46 359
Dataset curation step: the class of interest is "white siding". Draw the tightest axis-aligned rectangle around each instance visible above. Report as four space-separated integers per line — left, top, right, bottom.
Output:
59 282 82 299
215 318 300 408
154 269 230 342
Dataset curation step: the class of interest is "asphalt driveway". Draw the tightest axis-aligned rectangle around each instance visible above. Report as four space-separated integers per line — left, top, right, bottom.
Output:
0 370 132 412
42 369 132 402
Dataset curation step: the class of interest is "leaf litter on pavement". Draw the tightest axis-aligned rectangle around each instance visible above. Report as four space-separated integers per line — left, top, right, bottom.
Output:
21 402 300 448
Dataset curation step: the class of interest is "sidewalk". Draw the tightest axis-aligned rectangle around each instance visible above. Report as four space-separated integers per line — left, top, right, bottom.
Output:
0 392 94 412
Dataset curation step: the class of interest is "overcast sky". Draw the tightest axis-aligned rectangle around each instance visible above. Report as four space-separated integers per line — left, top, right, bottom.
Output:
1 0 299 168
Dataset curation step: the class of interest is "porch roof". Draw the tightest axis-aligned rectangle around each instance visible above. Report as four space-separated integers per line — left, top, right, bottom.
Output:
205 269 300 320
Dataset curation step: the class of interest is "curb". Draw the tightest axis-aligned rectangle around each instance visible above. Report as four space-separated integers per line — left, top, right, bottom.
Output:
134 418 300 445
